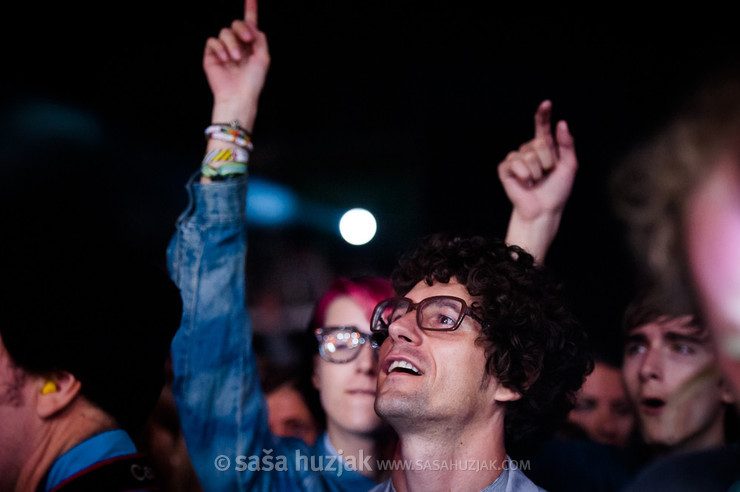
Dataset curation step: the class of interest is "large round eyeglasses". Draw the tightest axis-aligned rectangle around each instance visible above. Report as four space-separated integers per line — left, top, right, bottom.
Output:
314 326 379 364
371 296 487 335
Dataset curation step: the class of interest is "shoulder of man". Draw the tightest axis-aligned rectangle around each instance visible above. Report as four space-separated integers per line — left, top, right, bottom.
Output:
44 453 159 492
624 445 740 492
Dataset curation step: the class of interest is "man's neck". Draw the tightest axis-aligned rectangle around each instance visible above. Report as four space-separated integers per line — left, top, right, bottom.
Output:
15 403 117 492
390 416 508 492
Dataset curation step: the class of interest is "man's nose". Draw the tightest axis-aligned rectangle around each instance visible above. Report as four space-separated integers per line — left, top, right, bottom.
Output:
595 410 619 443
388 309 422 345
638 348 663 382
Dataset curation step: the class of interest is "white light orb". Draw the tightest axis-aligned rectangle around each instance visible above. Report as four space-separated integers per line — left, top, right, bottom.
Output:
339 208 377 246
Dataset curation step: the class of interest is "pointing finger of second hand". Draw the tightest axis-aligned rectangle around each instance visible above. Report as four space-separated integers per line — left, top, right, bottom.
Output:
534 100 552 139
245 0 258 25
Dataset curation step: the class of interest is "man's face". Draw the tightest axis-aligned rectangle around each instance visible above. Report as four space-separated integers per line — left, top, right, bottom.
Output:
267 384 319 445
621 316 730 452
567 362 634 448
374 279 517 431
685 157 740 403
0 335 36 489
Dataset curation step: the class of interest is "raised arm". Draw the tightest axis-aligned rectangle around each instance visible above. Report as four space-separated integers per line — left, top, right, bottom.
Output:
500 100 578 264
200 0 270 183
167 1 280 489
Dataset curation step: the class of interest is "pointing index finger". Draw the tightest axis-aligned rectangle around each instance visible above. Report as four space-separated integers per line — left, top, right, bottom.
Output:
245 0 258 25
534 99 553 139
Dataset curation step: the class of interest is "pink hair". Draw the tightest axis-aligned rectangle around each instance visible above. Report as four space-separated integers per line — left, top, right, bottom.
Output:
311 277 393 331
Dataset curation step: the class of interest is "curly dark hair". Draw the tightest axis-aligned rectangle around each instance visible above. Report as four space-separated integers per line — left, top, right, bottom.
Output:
391 233 592 458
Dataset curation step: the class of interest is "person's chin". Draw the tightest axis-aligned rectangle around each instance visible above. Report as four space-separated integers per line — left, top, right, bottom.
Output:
346 414 384 433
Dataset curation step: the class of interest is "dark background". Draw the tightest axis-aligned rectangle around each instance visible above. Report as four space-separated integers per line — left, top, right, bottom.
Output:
3 4 739 360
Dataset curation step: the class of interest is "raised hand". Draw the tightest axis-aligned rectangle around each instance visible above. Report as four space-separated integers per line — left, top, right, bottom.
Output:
499 100 578 263
499 100 577 221
203 0 270 132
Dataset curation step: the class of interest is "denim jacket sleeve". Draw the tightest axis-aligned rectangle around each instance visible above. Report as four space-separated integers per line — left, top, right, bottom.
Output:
167 172 378 492
167 173 306 491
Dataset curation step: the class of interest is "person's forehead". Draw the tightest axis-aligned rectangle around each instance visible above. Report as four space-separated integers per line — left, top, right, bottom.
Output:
324 296 367 325
405 278 473 303
588 363 622 385
583 364 626 397
268 386 310 414
629 316 706 341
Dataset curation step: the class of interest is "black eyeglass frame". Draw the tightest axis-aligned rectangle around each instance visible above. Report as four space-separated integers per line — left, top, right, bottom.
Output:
370 295 488 333
314 326 379 364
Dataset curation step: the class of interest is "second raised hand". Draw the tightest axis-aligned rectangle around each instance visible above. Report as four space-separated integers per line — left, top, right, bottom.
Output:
499 100 578 222
500 100 578 264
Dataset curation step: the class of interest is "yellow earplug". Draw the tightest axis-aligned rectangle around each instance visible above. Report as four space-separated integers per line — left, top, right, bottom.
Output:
41 381 57 395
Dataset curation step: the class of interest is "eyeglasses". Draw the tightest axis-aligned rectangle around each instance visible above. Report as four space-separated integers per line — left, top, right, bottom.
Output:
371 296 487 335
314 326 379 364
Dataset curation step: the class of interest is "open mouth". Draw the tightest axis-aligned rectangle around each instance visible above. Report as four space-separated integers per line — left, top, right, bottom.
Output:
641 398 666 411
388 360 422 375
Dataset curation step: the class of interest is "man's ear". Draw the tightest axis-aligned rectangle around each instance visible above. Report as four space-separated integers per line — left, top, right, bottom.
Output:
494 385 521 403
36 371 81 418
482 368 521 403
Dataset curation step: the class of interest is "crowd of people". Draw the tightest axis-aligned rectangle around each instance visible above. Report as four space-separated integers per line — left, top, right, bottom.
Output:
2 1 739 491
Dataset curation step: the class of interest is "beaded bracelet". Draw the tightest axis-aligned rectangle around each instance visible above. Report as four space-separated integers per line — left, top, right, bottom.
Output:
205 119 251 137
204 120 253 150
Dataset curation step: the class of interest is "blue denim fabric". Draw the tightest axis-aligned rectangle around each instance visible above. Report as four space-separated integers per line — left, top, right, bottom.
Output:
167 172 376 492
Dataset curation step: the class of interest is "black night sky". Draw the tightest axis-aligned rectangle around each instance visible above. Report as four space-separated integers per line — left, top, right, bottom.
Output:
3 4 739 357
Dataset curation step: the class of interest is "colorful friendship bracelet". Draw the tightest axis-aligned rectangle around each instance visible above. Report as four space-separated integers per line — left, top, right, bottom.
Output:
202 148 250 166
202 121 252 180
201 162 248 180
201 147 248 180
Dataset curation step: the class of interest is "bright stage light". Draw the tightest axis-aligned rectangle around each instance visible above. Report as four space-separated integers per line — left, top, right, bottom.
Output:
339 208 377 246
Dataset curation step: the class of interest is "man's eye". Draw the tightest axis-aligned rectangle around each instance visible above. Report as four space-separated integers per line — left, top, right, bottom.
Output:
426 305 460 328
612 402 633 417
625 343 646 356
673 343 695 355
390 308 406 323
424 313 456 329
573 399 596 412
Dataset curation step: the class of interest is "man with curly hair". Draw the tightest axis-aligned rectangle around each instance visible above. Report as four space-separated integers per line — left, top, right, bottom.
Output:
368 233 591 492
